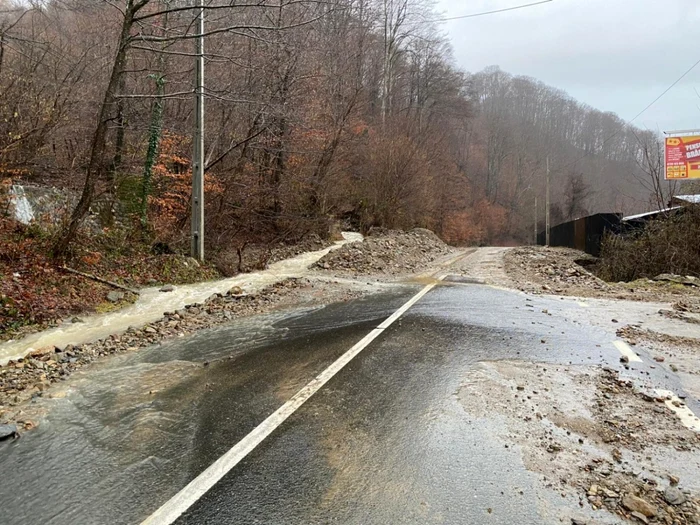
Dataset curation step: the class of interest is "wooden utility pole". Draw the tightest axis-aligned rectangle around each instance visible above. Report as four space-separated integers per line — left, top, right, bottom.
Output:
191 0 205 261
545 156 550 246
534 196 538 245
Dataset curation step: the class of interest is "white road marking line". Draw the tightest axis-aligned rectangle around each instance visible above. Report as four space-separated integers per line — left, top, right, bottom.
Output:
655 389 700 432
141 280 441 525
613 340 642 363
377 278 442 329
577 301 589 308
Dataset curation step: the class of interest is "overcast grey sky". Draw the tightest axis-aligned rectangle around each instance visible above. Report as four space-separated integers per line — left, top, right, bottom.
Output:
437 0 700 133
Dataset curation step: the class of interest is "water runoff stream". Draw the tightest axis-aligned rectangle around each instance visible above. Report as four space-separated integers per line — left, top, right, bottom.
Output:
0 232 363 365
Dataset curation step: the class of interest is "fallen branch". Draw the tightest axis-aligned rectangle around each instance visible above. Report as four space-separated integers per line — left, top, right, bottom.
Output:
59 266 140 295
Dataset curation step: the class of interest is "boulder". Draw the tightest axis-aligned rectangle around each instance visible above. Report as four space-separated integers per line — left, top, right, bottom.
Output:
107 291 125 303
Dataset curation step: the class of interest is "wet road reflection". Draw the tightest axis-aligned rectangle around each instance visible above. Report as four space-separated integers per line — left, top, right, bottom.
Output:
0 284 678 525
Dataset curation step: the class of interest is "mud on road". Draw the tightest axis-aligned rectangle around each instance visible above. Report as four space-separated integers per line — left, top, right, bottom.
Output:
458 361 700 524
2 242 700 525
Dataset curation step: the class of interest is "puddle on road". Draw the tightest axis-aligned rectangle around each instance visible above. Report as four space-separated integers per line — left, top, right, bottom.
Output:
0 233 363 365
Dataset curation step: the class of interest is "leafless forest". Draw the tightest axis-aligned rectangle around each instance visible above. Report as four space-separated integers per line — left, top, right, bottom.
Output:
0 0 667 253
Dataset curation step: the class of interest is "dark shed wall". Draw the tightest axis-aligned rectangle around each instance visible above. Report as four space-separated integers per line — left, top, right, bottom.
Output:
538 213 622 256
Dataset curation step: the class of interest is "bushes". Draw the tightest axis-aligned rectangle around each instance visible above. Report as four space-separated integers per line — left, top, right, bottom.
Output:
597 205 700 282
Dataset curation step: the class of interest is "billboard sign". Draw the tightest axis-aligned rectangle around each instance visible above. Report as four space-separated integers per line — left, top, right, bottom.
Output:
665 135 700 180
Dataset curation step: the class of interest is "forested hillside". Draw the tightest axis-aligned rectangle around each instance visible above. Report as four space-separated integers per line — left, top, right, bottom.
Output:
0 0 661 250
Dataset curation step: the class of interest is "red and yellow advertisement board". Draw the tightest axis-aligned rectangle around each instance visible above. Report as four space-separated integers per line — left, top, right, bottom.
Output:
665 135 700 180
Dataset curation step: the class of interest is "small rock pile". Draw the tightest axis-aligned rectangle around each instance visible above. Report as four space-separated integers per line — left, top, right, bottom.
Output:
582 466 699 524
0 278 315 421
505 247 607 293
314 228 453 274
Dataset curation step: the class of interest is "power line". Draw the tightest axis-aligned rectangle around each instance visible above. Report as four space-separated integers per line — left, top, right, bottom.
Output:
629 56 700 125
556 55 700 173
435 0 553 22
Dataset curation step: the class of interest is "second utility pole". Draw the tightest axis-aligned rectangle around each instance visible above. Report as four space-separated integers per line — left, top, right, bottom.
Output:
191 0 205 261
534 196 537 245
545 156 550 246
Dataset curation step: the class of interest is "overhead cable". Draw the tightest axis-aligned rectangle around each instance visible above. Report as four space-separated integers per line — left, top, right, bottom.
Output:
435 0 554 22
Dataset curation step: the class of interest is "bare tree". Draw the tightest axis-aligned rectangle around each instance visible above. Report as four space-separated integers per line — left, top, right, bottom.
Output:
633 131 677 213
563 172 593 220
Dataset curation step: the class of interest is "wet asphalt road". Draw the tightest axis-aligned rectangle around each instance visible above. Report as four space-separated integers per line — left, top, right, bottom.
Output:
0 282 693 524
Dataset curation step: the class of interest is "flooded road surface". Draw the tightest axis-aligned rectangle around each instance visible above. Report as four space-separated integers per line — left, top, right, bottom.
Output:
0 233 363 365
0 288 413 525
1 282 698 524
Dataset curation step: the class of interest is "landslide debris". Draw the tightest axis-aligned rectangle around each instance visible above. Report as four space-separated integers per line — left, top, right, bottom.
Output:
457 361 700 525
505 246 700 303
313 228 453 274
505 246 608 294
581 466 700 525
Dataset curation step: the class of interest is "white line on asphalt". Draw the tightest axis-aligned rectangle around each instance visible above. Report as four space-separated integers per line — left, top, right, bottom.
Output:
377 277 443 329
141 279 443 525
613 340 642 363
656 389 700 432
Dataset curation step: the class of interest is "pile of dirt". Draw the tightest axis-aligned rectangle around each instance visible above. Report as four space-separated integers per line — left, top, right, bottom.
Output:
504 246 700 303
505 246 608 293
313 228 453 275
0 277 366 428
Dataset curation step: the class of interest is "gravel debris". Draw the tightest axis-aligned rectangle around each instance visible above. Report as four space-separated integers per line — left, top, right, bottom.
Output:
313 228 453 275
457 361 700 525
504 246 700 304
504 246 608 294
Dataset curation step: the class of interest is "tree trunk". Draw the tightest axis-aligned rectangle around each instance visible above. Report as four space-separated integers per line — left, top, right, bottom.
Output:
109 72 127 180
53 5 136 258
140 74 165 226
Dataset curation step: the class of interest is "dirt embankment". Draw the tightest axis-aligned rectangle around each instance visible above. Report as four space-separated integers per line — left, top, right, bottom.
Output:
313 228 454 275
505 246 700 304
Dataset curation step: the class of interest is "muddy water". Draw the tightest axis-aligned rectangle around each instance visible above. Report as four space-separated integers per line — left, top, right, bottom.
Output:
0 233 363 365
0 290 411 525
